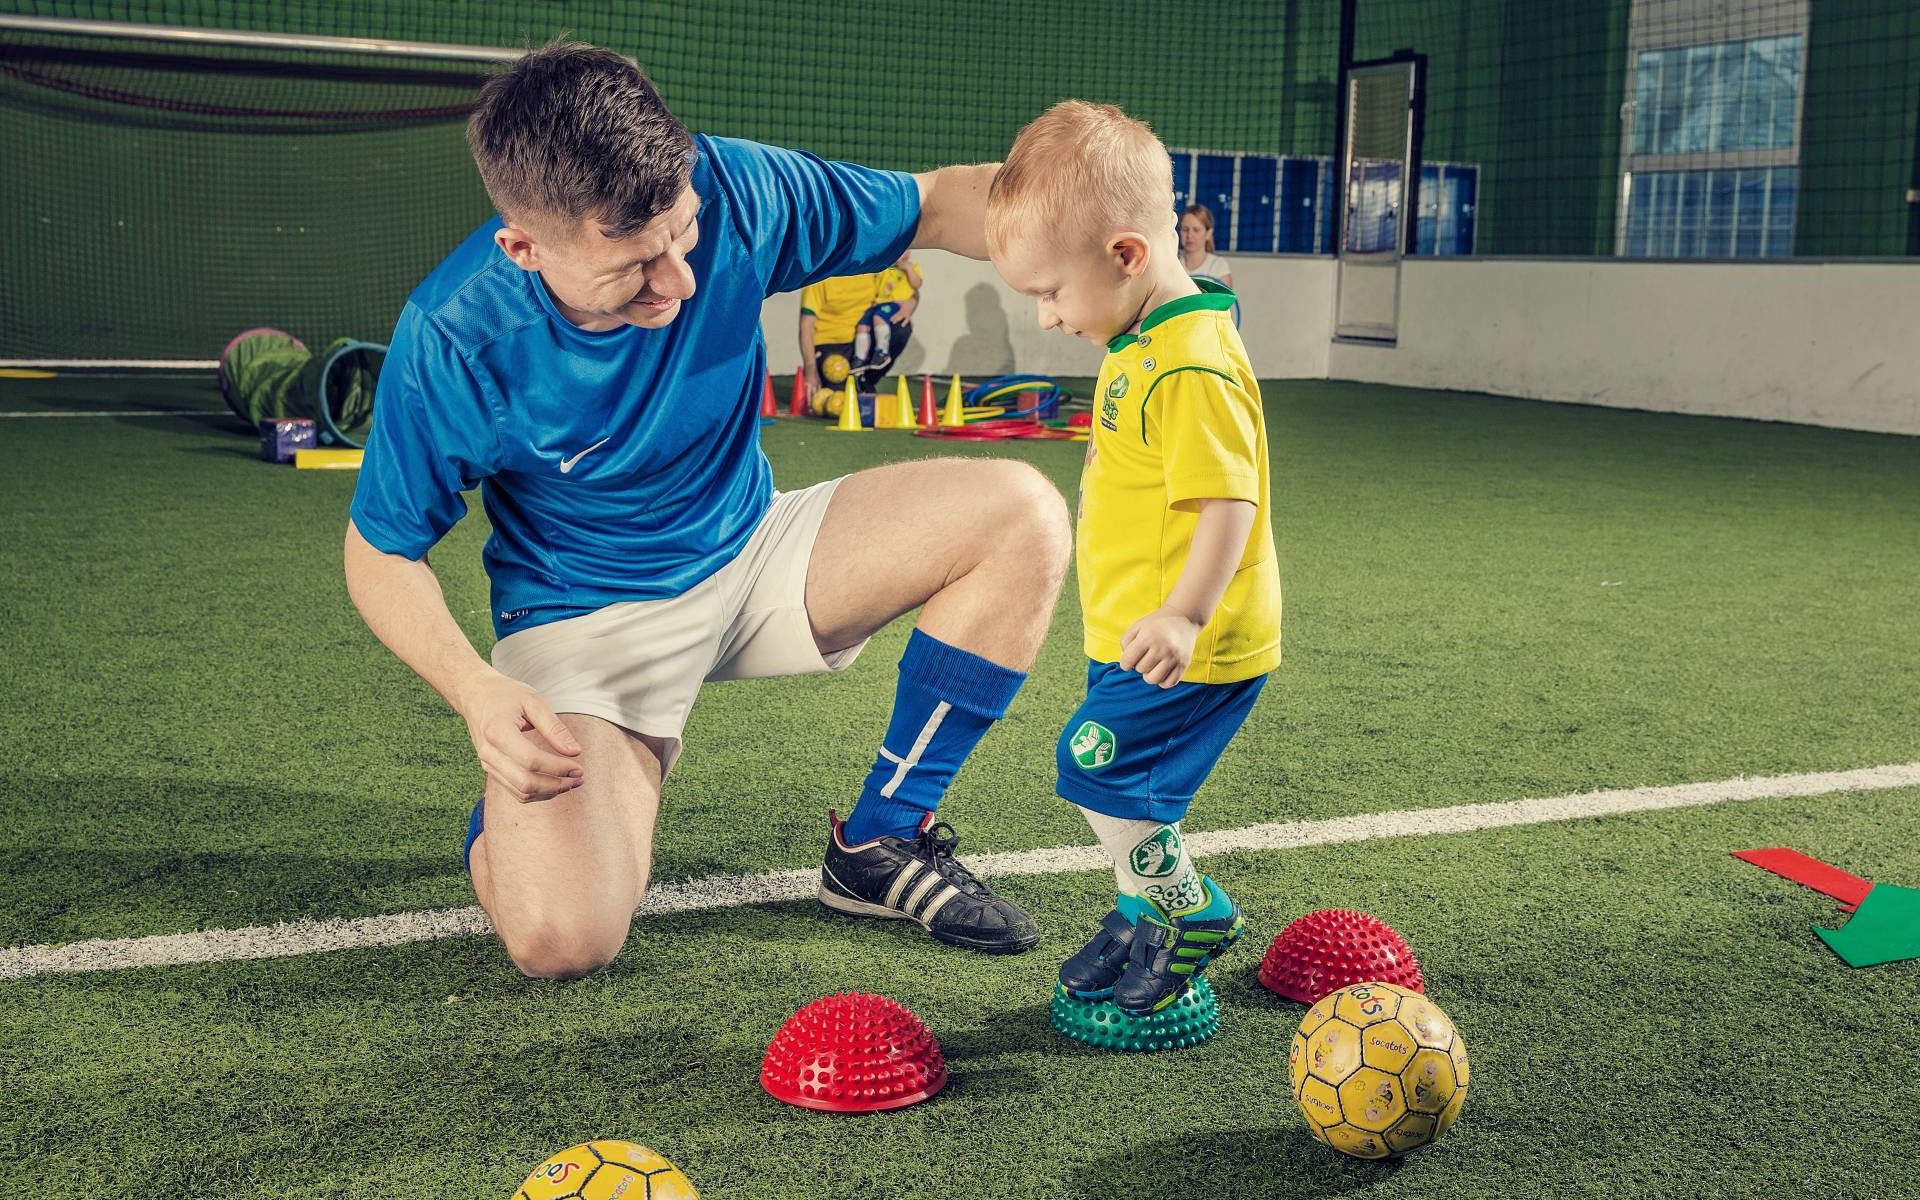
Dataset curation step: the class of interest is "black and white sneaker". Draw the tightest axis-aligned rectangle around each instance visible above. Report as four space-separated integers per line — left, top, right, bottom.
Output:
819 811 1040 954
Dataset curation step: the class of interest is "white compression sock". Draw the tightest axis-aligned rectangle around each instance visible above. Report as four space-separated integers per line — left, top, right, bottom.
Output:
1073 805 1206 915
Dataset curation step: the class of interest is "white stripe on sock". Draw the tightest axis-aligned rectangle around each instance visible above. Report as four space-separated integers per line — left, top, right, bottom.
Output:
878 702 953 799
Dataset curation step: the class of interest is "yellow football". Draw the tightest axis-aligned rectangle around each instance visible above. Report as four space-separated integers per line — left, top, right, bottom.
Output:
1290 981 1469 1159
516 1140 699 1200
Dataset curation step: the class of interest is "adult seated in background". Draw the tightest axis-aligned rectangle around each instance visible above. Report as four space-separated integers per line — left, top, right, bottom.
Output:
1178 203 1233 290
799 269 879 410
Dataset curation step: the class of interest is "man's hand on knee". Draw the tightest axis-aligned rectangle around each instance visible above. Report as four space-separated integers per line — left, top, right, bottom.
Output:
457 671 585 801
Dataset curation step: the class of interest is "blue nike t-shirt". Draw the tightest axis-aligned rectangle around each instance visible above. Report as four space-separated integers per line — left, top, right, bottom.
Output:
349 134 921 639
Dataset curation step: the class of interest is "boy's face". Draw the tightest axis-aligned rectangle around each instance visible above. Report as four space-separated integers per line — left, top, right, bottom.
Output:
991 228 1148 345
495 186 702 331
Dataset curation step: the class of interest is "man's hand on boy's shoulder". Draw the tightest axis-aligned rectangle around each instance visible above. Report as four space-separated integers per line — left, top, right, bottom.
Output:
1120 605 1202 688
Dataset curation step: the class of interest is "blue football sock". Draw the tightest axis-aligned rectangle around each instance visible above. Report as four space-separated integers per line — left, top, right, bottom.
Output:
843 629 1026 844
463 796 484 873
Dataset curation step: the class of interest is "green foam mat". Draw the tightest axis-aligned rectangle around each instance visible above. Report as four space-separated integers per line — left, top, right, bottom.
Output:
1049 978 1220 1053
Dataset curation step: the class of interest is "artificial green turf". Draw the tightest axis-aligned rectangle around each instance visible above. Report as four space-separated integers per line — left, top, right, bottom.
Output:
4 788 1917 1199
4 374 1919 1197
2 374 1918 947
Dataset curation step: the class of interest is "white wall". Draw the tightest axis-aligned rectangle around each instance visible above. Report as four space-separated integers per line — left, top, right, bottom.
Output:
1326 259 1920 436
760 252 1334 382
764 253 1920 436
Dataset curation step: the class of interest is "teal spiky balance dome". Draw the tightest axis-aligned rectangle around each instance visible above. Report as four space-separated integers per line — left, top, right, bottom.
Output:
1050 978 1220 1052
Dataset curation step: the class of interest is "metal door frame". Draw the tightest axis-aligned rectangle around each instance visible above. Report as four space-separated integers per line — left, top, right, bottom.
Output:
1334 53 1424 342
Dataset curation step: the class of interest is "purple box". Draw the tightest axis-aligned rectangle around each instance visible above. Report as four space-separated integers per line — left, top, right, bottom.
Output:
259 418 317 463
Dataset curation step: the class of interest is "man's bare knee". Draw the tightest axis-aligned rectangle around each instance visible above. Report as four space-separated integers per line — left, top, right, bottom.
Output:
498 910 633 981
988 461 1072 574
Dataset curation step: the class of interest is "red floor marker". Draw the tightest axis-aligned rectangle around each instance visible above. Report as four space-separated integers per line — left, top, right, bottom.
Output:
1732 848 1873 912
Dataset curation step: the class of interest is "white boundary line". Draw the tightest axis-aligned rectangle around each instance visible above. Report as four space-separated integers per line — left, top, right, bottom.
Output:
5 762 1916 981
0 359 218 369
0 410 228 419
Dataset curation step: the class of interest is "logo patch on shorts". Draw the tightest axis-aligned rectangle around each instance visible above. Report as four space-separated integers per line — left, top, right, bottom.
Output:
1069 720 1117 770
1128 826 1183 878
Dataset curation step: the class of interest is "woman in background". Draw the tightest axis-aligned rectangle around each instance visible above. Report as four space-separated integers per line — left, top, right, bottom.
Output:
1178 204 1232 289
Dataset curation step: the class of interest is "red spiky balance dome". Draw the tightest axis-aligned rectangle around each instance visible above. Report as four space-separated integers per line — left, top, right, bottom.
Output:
1258 908 1425 1004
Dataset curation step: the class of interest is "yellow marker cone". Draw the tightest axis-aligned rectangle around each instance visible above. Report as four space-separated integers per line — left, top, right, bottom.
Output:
894 375 915 428
875 377 899 429
834 376 866 431
940 373 966 427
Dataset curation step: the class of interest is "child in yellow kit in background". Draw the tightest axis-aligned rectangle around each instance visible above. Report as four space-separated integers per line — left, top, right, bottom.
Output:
986 100 1281 1015
797 253 922 412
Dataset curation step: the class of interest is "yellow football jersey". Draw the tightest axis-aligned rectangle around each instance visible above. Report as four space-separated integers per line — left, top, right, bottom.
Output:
1076 282 1280 683
874 263 918 303
799 273 880 344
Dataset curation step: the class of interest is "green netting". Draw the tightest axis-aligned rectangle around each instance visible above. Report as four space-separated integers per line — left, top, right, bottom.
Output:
2 2 1916 361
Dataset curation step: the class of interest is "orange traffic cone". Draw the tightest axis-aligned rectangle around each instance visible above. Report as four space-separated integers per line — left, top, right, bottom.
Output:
834 376 866 432
789 368 807 418
940 373 966 427
918 373 936 428
760 370 778 419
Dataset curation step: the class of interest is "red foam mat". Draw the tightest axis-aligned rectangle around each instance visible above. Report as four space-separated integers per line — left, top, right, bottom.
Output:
1732 848 1872 912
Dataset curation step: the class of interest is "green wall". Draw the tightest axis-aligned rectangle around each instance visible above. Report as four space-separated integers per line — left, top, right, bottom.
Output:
1799 0 1920 257
3 2 1915 358
1 1 1334 357
14 1 1329 166
1355 0 1626 256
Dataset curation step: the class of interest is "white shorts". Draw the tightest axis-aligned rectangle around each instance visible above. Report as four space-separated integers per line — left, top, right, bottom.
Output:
490 477 862 772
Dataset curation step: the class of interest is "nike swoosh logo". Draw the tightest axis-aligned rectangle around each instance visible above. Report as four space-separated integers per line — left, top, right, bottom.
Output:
558 437 611 474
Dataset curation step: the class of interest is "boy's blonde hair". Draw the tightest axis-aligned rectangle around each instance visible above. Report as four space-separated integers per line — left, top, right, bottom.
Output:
987 100 1175 255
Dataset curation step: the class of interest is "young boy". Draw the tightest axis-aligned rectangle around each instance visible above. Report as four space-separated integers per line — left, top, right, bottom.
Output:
986 101 1282 1015
859 250 923 372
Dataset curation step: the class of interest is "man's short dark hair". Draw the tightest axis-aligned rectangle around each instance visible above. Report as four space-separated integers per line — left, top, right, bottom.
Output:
468 41 695 238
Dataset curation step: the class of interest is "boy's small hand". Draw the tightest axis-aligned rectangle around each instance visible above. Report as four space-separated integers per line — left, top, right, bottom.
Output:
1120 606 1202 688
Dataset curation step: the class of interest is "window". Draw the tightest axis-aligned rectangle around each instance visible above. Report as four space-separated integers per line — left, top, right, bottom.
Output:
1412 163 1478 257
1624 166 1796 258
1617 0 1805 260
1630 36 1801 157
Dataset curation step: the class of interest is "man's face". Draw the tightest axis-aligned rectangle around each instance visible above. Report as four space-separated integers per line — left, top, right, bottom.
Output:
498 186 701 331
990 229 1144 345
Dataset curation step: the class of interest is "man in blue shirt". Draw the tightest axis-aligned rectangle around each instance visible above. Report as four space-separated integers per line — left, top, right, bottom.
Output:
344 42 1069 979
